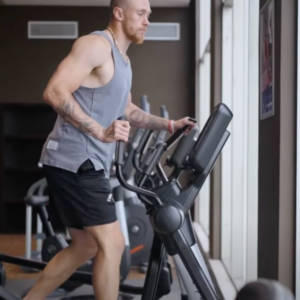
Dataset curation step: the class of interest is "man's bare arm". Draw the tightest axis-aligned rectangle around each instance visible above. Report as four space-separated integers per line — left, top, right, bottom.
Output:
43 35 111 141
46 89 103 139
125 95 168 131
125 93 197 133
128 106 168 130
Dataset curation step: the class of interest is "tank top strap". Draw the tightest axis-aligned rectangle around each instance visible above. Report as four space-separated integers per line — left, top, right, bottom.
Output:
89 30 114 47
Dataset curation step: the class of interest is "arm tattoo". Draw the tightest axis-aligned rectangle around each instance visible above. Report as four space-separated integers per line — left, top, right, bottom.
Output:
53 98 101 139
128 108 168 131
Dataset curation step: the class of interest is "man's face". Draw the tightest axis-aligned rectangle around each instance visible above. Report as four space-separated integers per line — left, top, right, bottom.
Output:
122 0 151 44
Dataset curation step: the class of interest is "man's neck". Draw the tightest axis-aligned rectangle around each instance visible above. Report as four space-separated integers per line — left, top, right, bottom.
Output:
106 24 131 54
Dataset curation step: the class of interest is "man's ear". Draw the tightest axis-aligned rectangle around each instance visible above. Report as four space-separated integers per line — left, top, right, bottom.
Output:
113 7 124 21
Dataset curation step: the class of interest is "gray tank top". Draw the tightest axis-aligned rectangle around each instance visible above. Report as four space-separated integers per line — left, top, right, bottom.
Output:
39 30 132 178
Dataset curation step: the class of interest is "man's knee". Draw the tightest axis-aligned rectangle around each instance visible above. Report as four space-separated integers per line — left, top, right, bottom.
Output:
68 228 98 259
106 229 126 255
98 227 125 258
85 221 125 258
74 243 98 259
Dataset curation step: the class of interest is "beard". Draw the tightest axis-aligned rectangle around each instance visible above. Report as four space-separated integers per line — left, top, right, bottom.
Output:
124 25 145 44
133 35 145 44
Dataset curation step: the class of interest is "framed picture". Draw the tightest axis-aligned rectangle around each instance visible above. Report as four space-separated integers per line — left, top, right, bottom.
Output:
259 0 275 120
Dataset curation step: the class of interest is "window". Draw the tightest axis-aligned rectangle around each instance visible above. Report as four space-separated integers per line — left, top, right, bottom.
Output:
194 0 259 292
195 0 212 237
221 0 259 289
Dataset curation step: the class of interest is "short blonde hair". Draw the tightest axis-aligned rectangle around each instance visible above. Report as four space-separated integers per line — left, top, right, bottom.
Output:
109 0 129 20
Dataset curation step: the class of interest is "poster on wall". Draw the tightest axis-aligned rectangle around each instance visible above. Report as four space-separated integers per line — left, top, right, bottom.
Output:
260 0 274 120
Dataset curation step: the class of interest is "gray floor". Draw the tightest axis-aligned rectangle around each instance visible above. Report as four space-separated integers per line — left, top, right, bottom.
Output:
3 278 182 300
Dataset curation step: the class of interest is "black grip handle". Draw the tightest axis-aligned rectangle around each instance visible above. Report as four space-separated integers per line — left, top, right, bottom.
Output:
115 116 126 165
165 117 197 148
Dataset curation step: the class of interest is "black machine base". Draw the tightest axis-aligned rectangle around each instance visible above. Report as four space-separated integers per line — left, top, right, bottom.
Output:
139 208 218 300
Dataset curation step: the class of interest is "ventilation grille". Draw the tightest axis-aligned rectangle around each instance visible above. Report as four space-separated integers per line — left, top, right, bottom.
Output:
145 23 180 41
27 21 179 41
28 21 78 39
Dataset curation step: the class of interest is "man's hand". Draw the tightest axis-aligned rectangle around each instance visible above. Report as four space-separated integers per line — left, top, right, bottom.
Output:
173 117 197 133
100 120 131 143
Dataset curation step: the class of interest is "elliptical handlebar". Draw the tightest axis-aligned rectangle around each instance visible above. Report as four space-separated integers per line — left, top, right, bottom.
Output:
115 138 125 166
165 117 197 150
115 146 162 206
115 115 162 206
115 116 198 208
115 115 127 165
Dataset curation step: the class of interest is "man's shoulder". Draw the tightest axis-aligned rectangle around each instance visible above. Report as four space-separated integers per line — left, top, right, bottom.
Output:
71 32 111 61
75 32 111 49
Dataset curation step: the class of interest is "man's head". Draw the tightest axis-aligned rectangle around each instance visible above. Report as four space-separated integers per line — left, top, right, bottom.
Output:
109 0 151 44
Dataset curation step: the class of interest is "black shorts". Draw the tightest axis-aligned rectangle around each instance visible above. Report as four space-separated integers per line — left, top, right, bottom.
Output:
43 159 117 230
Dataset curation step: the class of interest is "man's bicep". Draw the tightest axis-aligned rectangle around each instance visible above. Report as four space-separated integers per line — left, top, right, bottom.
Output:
48 56 91 94
45 36 109 94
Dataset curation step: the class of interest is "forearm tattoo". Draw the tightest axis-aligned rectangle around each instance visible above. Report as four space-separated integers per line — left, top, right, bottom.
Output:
54 98 101 138
128 109 168 131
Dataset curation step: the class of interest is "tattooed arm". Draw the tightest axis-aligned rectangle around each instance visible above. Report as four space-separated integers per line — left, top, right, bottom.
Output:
125 93 196 132
43 35 130 143
125 98 169 131
45 90 102 139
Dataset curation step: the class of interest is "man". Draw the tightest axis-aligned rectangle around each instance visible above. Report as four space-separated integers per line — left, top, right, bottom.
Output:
23 0 195 299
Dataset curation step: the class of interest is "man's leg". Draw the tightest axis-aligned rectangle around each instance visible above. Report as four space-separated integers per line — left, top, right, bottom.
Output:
23 228 98 300
30 161 125 300
84 221 125 300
